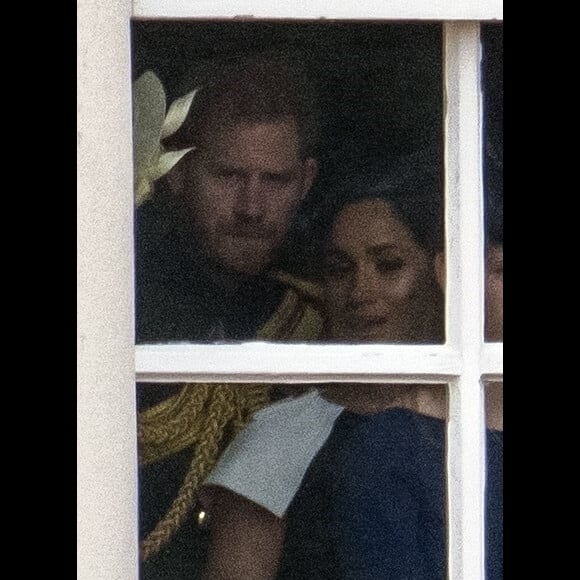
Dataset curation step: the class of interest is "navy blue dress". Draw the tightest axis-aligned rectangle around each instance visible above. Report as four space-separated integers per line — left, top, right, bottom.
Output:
278 408 503 580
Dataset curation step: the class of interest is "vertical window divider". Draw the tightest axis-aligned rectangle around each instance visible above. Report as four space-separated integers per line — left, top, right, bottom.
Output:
443 21 486 580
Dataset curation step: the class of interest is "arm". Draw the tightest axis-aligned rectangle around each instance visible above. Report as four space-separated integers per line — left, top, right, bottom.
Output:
202 485 285 580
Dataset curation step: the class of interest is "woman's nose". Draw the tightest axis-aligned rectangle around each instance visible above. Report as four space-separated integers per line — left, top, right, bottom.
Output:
348 265 377 306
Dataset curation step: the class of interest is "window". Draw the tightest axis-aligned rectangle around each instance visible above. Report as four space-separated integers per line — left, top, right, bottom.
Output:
77 2 502 579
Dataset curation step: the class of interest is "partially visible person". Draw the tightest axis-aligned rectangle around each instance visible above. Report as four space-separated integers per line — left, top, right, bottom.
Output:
136 50 321 343
200 158 503 580
134 51 324 578
484 211 503 435
483 154 503 579
485 191 503 343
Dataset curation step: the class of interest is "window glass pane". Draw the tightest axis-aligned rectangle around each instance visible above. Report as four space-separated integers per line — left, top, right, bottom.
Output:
137 382 451 578
482 22 503 343
484 378 503 579
132 21 444 345
137 381 272 575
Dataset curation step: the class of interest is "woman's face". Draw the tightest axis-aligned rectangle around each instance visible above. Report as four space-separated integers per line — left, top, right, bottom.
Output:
485 244 503 341
324 198 441 342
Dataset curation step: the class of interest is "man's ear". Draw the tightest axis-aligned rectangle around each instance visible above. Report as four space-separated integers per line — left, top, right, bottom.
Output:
300 158 318 201
434 251 446 291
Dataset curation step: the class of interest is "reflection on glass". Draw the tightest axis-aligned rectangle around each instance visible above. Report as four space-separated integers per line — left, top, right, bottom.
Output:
132 21 443 345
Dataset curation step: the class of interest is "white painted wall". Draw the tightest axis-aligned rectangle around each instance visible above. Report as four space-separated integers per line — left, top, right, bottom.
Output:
77 0 138 577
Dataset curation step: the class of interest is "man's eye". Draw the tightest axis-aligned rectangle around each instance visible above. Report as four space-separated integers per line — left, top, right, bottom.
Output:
325 261 352 276
265 172 292 185
217 170 238 179
377 259 404 273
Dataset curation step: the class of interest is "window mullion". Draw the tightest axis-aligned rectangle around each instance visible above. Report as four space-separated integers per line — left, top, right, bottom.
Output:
135 343 463 383
444 20 486 580
480 342 503 380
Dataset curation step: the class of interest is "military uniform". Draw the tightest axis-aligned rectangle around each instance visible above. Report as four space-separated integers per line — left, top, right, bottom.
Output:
135 194 323 578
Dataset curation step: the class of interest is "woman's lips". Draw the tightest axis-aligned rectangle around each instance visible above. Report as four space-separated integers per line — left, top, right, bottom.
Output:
346 316 390 338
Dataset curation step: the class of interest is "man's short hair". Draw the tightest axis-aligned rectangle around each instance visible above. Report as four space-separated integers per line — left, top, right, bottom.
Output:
166 50 320 159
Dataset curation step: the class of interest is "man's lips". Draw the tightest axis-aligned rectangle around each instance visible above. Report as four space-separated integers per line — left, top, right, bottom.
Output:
349 315 389 330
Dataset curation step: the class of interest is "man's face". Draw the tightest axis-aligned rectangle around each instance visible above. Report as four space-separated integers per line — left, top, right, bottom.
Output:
180 117 317 275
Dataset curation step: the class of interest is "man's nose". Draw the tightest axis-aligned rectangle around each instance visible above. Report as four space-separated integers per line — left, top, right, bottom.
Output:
235 175 264 221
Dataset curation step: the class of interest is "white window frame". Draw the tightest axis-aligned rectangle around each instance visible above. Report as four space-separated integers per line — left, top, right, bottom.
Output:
77 2 503 579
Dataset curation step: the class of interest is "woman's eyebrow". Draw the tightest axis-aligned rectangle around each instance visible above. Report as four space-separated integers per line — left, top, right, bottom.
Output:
327 243 400 259
368 243 399 257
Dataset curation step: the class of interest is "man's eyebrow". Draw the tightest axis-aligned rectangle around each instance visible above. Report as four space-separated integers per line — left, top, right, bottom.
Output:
206 160 235 168
265 169 295 176
205 160 244 173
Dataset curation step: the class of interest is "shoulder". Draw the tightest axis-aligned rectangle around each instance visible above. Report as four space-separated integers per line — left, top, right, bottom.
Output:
249 389 343 430
204 390 344 517
271 271 323 302
259 271 325 340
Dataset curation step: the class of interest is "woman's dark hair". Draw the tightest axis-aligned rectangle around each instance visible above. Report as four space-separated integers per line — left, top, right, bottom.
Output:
485 141 503 247
277 147 443 280
316 149 443 255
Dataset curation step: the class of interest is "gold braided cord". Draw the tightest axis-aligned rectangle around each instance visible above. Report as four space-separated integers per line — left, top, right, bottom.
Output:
138 282 324 467
139 381 270 562
141 384 231 560
141 383 271 561
139 276 324 562
138 383 212 466
260 272 323 339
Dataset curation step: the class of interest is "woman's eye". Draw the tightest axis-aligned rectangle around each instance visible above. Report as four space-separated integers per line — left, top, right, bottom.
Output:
377 258 404 273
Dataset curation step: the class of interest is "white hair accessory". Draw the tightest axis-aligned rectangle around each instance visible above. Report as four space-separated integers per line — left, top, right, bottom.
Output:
132 70 198 206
